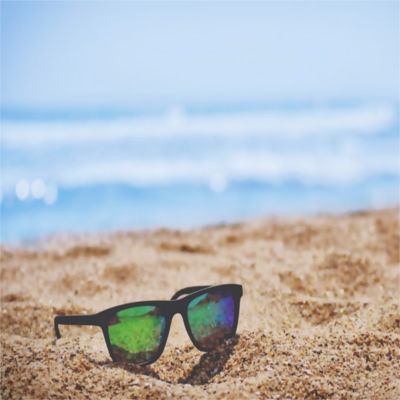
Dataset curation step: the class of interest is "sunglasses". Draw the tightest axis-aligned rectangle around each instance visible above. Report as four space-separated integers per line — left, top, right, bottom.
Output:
54 284 243 365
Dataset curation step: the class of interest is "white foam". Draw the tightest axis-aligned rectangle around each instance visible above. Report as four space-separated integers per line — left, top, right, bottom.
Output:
2 103 396 150
3 147 398 193
31 179 46 199
15 179 30 200
43 183 58 205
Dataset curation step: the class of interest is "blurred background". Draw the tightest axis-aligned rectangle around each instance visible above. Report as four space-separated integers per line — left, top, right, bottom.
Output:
1 1 399 243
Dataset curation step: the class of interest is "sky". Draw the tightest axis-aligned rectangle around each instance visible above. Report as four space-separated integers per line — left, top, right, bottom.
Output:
1 1 399 109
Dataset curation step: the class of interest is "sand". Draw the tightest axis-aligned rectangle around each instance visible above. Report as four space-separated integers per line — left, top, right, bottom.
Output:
1 208 399 399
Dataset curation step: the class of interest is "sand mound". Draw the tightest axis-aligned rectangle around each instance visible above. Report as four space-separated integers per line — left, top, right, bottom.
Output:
1 208 399 399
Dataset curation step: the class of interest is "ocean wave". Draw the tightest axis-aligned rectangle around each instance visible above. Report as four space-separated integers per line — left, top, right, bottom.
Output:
2 103 397 149
2 148 399 194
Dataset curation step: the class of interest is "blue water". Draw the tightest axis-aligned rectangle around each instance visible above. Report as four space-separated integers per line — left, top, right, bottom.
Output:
1 101 399 243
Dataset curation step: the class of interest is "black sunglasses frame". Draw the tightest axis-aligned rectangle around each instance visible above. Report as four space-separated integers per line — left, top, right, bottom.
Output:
54 284 242 366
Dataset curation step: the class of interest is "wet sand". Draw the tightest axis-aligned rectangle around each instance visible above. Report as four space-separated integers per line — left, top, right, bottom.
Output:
1 208 399 399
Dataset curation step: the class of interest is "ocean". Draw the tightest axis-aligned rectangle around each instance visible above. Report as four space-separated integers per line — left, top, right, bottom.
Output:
1 101 399 243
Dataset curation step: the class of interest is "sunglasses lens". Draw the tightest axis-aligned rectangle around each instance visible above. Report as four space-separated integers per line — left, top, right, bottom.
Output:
107 305 165 364
187 289 235 349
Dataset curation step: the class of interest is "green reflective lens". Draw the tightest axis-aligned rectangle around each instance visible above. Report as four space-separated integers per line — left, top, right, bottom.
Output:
187 290 235 349
108 305 165 364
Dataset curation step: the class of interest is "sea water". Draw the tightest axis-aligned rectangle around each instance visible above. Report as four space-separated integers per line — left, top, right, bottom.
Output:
1 101 399 242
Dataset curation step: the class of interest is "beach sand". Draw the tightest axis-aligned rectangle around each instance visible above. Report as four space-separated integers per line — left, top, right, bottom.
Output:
1 208 399 399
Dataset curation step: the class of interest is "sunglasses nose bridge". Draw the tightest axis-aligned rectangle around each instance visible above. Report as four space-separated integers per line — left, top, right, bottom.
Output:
170 298 186 318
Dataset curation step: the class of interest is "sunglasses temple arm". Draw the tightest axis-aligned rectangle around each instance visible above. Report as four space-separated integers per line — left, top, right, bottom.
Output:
170 285 211 300
54 314 100 339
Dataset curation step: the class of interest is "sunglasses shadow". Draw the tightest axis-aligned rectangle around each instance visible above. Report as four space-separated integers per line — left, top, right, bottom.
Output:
179 336 239 385
83 335 239 386
84 356 163 380
86 335 239 385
